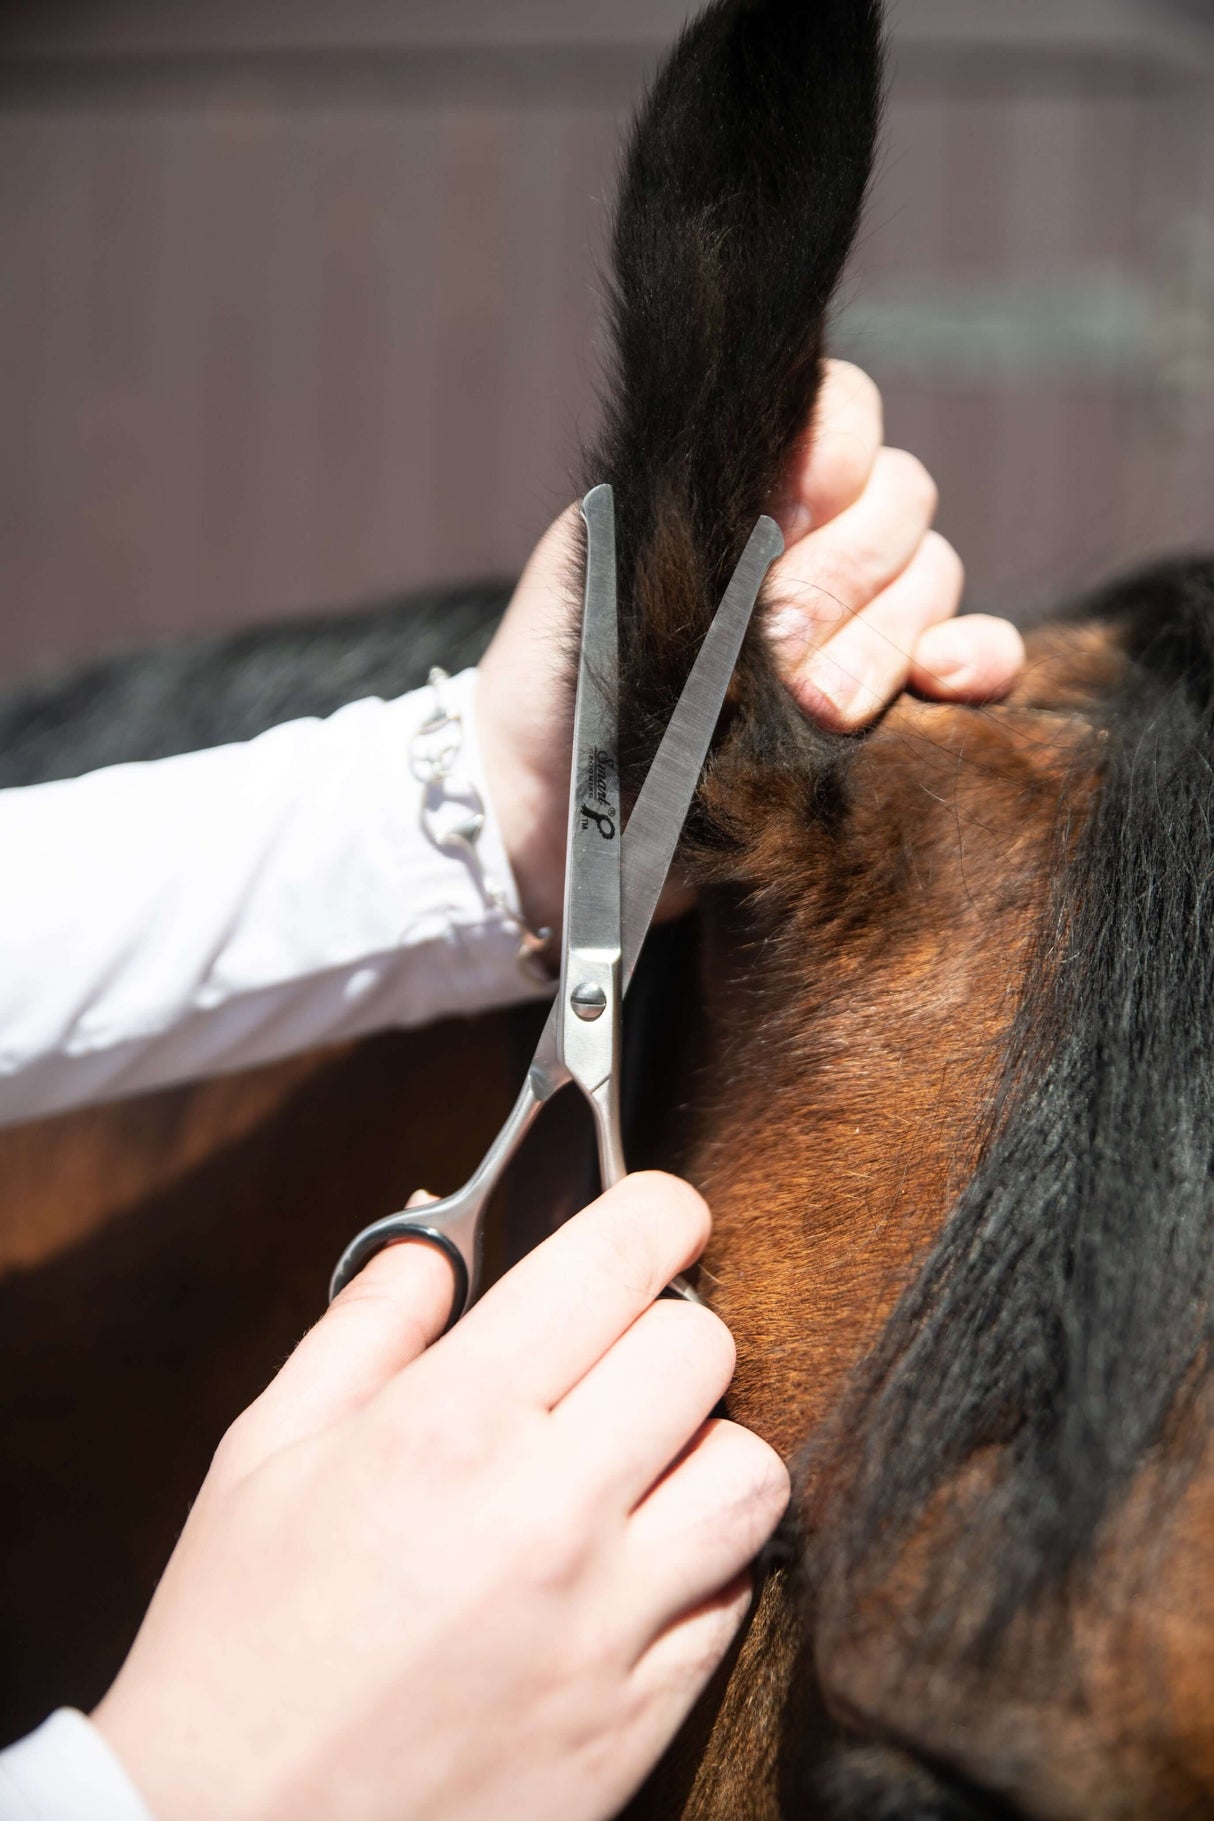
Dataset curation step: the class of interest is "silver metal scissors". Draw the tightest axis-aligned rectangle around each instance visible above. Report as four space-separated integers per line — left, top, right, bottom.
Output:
329 486 783 1325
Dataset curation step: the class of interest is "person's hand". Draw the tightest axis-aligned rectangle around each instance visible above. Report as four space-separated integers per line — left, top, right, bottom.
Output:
476 359 1025 935
93 1174 788 1821
764 362 1023 724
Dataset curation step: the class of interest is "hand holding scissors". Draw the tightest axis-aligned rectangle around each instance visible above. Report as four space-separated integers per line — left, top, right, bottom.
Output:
330 488 783 1324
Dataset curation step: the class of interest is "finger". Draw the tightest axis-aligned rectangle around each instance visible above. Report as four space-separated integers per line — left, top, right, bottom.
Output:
499 500 583 649
765 447 938 656
214 1234 457 1484
624 1573 754 1764
908 612 1026 704
585 1576 753 1817
551 1299 736 1508
773 360 884 543
623 1420 789 1642
445 1172 712 1410
784 530 964 728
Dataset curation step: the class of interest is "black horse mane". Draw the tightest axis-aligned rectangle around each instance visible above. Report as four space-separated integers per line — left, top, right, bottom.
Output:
817 549 1214 1619
0 581 510 789
803 550 1214 1811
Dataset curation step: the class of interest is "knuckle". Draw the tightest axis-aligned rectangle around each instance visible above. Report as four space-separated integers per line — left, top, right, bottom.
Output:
823 360 884 438
698 1581 754 1662
835 541 885 607
665 1634 729 1699
209 1424 241 1480
663 1583 753 1690
807 366 885 520
883 447 938 521
208 1410 258 1488
603 1172 712 1277
669 1299 737 1383
517 1490 596 1591
719 1427 792 1528
326 1282 424 1370
627 1170 711 1232
581 1211 663 1305
753 1449 793 1521
391 1395 499 1479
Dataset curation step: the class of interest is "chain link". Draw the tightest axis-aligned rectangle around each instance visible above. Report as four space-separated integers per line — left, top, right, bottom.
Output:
411 668 553 981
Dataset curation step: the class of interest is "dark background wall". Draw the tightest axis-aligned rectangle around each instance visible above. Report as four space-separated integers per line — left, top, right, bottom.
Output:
1 0 1213 682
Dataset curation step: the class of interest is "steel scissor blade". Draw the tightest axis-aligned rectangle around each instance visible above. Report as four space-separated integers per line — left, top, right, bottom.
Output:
505 508 784 1077
328 508 783 1317
558 483 625 1185
621 514 784 985
560 484 622 1010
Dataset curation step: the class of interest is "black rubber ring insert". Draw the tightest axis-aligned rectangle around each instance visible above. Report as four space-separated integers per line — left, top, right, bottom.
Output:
331 1223 470 1333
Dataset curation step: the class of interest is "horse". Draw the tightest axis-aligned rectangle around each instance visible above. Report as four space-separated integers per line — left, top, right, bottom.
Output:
3 0 1214 1815
593 2 1214 1811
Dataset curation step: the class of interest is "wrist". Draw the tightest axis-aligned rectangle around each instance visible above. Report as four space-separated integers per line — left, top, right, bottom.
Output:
92 1683 269 1821
0 1709 157 1821
91 1691 195 1821
472 672 566 944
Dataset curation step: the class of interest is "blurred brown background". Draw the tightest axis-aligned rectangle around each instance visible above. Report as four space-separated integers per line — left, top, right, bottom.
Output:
1 0 1213 683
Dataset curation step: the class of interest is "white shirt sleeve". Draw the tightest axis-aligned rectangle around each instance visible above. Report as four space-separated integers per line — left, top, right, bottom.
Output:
0 666 552 1128
0 1710 154 1821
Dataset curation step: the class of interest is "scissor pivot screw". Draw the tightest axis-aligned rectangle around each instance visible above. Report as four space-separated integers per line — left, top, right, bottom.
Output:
570 982 607 1021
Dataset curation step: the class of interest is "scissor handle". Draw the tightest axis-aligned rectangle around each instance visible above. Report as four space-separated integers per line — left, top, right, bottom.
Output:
328 1060 557 1323
584 1074 626 1191
329 1201 478 1332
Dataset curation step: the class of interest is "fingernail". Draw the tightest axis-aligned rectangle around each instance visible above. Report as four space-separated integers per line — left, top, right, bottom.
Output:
802 656 867 721
928 658 974 691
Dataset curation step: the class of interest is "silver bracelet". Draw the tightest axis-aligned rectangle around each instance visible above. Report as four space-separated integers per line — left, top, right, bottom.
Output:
411 668 553 981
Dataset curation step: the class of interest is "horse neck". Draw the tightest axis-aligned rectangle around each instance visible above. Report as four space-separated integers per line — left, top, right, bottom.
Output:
689 686 1085 1455
645 649 1112 1818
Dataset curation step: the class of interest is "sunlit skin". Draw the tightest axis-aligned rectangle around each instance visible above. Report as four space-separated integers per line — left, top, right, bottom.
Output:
95 1177 790 1821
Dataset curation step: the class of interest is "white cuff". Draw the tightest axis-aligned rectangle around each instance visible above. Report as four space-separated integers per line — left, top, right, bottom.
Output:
0 1711 154 1821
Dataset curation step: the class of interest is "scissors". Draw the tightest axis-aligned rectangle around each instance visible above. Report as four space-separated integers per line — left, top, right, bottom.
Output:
329 486 783 1326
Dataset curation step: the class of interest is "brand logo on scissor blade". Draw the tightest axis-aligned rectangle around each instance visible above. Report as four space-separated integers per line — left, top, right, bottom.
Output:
580 805 616 840
581 747 617 840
